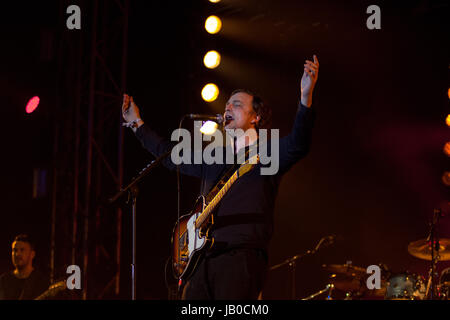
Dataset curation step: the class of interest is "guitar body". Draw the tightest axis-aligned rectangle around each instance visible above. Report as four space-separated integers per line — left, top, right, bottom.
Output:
172 196 214 280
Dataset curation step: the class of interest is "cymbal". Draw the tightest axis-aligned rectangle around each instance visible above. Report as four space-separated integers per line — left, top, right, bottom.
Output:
407 238 450 261
323 264 388 297
328 273 363 291
322 264 366 278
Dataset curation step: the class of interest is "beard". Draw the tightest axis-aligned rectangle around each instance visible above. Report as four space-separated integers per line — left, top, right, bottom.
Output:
13 258 29 270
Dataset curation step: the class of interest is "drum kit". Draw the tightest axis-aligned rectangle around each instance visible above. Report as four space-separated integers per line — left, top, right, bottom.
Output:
302 209 450 300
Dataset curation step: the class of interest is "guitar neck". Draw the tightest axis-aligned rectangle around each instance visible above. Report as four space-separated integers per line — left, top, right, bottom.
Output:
194 154 259 229
195 172 238 228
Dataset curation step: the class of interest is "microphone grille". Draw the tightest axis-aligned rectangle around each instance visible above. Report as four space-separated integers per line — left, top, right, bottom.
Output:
216 114 224 123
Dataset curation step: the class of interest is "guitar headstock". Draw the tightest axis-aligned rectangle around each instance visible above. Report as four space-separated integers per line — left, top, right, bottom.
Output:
237 154 259 177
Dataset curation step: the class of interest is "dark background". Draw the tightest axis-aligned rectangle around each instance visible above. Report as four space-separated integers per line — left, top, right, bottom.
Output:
0 0 449 299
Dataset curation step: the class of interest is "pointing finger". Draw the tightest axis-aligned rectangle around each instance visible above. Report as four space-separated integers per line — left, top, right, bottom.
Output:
313 55 319 66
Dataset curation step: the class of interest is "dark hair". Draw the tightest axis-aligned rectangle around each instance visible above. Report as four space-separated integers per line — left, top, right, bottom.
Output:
13 234 35 250
230 89 272 129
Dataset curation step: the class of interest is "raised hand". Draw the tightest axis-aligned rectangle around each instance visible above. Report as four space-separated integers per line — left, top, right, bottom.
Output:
122 94 141 123
300 55 319 107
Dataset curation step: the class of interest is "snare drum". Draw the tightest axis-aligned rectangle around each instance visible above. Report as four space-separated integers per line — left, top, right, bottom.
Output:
385 273 426 300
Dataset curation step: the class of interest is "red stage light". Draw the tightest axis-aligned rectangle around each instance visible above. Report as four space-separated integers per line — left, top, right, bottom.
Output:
26 96 40 114
445 142 450 157
443 172 450 187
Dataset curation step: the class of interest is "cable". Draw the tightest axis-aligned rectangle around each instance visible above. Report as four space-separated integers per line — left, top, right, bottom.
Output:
164 255 174 298
176 115 187 299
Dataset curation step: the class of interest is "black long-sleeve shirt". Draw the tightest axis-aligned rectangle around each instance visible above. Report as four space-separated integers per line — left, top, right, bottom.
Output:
135 102 315 253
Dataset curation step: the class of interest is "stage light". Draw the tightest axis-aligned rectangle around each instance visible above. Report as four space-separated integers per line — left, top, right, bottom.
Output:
26 96 40 114
205 16 222 34
442 171 450 187
200 121 219 135
446 114 450 127
203 50 221 69
201 83 219 102
448 88 450 100
444 142 450 157
209 0 221 3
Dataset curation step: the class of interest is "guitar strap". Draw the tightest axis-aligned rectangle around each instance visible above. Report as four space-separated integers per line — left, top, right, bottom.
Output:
199 142 261 258
204 142 258 204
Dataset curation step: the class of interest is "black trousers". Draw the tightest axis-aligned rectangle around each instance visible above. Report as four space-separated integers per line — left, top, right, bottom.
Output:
181 248 268 300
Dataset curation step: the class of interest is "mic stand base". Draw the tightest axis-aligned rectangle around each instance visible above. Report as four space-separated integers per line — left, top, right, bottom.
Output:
130 185 138 300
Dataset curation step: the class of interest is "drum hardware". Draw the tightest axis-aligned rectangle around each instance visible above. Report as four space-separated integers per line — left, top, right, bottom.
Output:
322 263 366 277
295 207 449 300
320 262 377 300
407 209 448 299
322 264 365 293
269 235 336 299
301 283 335 300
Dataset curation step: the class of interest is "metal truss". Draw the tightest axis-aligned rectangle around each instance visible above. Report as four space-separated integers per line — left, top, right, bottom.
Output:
51 0 129 299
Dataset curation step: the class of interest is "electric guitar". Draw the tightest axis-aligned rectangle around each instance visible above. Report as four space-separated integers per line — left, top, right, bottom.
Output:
172 154 259 281
34 281 67 300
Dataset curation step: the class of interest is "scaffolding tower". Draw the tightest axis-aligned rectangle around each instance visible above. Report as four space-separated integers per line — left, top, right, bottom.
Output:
51 0 130 299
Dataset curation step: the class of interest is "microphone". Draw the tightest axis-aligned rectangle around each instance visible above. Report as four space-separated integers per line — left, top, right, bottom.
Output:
323 235 336 245
314 235 337 252
186 114 224 123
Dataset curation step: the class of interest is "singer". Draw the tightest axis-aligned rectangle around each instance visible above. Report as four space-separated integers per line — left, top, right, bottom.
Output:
122 55 319 299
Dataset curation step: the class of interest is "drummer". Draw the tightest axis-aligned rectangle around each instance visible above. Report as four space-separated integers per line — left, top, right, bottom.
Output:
0 234 49 300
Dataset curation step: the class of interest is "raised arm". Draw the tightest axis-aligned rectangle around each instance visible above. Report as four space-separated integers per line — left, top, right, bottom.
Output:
278 55 319 174
122 94 203 178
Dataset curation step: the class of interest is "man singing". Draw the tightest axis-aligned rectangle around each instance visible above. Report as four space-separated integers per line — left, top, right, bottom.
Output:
122 55 319 299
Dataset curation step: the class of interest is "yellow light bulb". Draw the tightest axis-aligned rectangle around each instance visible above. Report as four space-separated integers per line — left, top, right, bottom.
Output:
200 121 219 135
201 83 219 102
205 16 222 34
203 50 221 69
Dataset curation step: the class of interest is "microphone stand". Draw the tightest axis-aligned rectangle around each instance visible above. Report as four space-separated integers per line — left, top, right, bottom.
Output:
301 284 335 300
269 236 334 300
426 209 442 300
110 113 220 300
108 149 172 300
